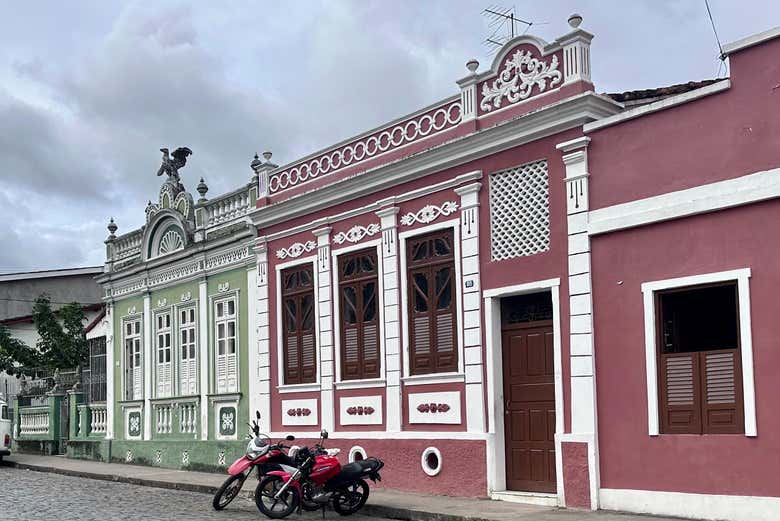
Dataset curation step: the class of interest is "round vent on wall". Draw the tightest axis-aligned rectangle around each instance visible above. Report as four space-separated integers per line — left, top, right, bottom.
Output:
421 446 442 477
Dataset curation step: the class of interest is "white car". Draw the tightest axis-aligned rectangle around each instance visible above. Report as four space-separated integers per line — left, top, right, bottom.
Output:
0 398 11 460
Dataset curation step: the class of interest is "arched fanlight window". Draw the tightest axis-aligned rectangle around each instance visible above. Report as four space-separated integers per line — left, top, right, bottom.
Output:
158 229 184 256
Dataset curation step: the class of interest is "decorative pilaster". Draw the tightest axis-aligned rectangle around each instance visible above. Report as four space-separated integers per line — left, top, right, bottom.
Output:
556 135 599 510
246 257 259 427
105 303 115 439
255 239 272 433
455 182 485 432
313 226 335 431
198 278 209 439
142 293 152 440
376 206 402 431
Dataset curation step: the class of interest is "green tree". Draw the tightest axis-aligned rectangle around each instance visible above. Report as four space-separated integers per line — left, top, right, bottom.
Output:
32 295 88 369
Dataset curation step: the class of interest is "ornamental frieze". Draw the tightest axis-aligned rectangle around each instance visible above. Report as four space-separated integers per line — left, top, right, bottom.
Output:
400 201 459 226
333 224 381 245
276 241 316 259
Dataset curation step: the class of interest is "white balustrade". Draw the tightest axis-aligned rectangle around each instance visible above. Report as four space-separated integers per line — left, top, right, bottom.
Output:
90 406 107 435
155 405 173 434
204 189 252 227
179 403 198 434
20 411 50 435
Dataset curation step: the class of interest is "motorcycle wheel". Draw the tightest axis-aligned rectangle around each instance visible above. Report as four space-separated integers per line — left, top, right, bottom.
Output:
300 481 320 512
332 479 370 516
212 473 246 510
255 475 299 519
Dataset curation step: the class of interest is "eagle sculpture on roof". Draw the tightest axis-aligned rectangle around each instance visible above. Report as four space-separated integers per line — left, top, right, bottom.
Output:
156 147 193 189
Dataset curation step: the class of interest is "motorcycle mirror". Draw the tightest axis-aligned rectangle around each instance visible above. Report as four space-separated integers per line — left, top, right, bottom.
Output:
320 429 329 439
285 435 295 441
256 411 261 420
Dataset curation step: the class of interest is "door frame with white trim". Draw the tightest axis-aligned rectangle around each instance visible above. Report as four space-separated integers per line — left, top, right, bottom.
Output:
484 278 564 505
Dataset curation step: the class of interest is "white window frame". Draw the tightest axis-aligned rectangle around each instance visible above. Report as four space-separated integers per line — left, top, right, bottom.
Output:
399 218 465 383
275 255 321 393
641 268 756 437
122 315 143 401
176 303 198 396
212 292 240 395
154 309 173 398
331 239 386 388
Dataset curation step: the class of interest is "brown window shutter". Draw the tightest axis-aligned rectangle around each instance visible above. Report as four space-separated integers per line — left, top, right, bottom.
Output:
338 249 380 380
659 352 702 434
407 229 458 375
701 349 743 434
281 266 316 385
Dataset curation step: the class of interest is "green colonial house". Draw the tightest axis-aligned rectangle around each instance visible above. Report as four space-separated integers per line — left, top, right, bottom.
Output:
64 149 275 469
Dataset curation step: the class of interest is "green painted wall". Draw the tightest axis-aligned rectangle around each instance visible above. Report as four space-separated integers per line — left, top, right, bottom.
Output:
111 267 250 443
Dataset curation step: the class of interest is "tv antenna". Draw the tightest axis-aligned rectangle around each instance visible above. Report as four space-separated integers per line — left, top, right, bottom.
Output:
482 5 548 55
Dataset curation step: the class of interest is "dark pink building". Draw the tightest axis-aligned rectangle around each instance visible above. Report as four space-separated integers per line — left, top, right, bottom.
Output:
244 14 780 520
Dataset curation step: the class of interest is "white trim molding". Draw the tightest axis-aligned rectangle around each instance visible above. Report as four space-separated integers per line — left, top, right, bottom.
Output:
600 488 780 521
483 278 563 506
722 25 780 56
588 165 780 236
641 268 756 437
584 80 730 133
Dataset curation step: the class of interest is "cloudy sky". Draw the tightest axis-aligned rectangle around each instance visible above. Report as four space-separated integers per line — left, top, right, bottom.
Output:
0 1 776 273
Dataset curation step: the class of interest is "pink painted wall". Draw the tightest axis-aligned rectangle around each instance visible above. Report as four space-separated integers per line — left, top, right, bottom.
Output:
562 442 590 508
587 37 780 210
592 198 780 496
588 37 780 497
284 437 487 497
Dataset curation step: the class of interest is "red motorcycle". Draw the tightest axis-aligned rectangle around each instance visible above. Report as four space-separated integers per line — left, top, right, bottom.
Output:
212 412 297 510
254 429 384 518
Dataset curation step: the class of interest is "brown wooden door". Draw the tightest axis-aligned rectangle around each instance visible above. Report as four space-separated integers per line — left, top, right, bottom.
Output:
502 321 556 493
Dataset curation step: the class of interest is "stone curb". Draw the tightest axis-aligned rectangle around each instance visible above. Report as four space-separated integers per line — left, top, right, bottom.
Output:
2 460 494 521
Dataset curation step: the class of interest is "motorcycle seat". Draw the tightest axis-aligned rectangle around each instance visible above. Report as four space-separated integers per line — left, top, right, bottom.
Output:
355 458 383 473
337 462 365 480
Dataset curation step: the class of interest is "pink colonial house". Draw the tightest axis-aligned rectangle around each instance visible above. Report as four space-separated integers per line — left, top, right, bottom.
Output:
243 13 780 520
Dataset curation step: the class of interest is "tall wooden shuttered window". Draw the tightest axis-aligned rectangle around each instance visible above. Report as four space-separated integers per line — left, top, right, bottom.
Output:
657 282 744 434
338 248 380 380
282 265 317 385
407 229 458 375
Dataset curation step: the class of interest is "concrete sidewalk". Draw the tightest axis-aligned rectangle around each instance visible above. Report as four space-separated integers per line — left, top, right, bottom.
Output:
1 453 679 521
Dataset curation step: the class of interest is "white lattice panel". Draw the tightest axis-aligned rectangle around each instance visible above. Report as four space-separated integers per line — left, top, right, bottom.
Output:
489 160 550 260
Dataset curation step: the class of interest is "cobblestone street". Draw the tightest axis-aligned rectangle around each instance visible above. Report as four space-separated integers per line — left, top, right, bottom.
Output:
1 467 376 521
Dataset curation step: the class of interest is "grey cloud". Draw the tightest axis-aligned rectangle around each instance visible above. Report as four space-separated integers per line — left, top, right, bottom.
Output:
1 0 779 272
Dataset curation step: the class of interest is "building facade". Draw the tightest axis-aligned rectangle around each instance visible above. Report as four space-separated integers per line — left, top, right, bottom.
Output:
83 15 780 521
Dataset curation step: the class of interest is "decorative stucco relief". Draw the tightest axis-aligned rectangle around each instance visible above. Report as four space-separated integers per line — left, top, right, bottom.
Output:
269 100 462 193
276 241 316 259
333 224 381 245
400 201 459 226
480 49 562 112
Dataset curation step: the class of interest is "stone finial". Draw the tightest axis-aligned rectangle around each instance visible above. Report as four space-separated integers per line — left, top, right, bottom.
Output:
107 217 117 239
466 59 479 74
196 177 209 202
251 153 262 169
568 13 583 28
262 151 273 162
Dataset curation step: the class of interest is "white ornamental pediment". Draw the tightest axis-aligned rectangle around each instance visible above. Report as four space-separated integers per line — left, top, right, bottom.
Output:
480 47 562 112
